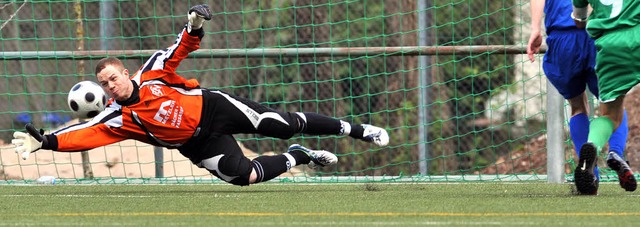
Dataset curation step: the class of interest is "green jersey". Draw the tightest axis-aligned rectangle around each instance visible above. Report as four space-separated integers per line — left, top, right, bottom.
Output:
573 0 640 38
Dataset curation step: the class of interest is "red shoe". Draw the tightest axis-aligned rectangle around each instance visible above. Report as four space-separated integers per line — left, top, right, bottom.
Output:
606 152 637 192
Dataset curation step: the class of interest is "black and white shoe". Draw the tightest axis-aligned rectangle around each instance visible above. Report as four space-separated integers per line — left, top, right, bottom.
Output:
574 142 599 195
361 124 389 147
288 144 338 169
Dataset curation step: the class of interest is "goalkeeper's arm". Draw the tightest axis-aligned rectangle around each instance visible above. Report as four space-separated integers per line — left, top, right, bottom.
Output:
155 4 213 77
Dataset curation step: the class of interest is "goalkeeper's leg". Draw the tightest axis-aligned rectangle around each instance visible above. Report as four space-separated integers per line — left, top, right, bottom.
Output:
251 111 389 147
206 90 389 146
195 135 336 185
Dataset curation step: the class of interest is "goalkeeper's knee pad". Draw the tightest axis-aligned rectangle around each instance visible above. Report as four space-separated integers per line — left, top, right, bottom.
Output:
198 154 253 186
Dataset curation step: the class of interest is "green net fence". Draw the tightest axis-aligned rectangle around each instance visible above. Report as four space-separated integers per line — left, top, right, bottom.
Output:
0 0 592 184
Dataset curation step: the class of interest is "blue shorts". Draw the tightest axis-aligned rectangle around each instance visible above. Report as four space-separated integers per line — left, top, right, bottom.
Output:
543 29 599 99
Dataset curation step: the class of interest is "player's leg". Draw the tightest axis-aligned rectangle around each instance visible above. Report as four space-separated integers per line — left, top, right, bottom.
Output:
250 143 337 183
585 99 621 159
603 87 631 191
606 109 627 157
566 93 600 179
250 143 337 184
204 90 389 146
592 53 634 191
581 99 619 185
543 30 592 156
565 95 630 183
586 27 640 193
543 30 600 184
605 108 630 191
597 98 636 191
189 134 336 185
566 94 588 156
572 98 615 195
582 45 630 181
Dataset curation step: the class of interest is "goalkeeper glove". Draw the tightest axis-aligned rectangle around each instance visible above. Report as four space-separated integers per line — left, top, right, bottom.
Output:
11 124 46 160
188 4 212 33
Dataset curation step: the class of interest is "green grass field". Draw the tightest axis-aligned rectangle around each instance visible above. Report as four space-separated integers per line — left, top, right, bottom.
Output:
0 183 637 226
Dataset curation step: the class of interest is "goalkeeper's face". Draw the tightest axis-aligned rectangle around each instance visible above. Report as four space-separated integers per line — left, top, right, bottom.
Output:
96 65 133 101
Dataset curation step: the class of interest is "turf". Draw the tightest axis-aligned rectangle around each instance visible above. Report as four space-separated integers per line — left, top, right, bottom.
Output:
0 182 637 226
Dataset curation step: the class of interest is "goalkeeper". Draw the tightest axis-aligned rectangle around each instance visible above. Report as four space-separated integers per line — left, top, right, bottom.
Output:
569 0 639 195
10 4 389 186
527 0 634 195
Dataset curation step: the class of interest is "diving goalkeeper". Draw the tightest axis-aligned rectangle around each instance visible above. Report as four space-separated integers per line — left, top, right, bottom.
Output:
11 4 389 186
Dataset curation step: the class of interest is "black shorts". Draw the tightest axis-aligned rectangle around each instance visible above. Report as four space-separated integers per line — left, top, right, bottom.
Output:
177 89 277 163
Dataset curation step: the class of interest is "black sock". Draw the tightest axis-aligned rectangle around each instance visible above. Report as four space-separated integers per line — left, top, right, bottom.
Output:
251 155 290 183
287 149 311 164
299 112 342 135
349 124 365 139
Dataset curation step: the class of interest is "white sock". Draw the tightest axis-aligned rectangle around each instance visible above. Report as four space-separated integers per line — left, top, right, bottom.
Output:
283 153 297 168
340 120 351 135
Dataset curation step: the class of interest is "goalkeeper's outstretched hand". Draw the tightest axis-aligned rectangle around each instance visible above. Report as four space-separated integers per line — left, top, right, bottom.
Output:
188 4 212 32
11 124 44 160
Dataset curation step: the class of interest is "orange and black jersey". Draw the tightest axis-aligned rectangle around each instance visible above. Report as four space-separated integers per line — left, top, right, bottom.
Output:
43 26 205 152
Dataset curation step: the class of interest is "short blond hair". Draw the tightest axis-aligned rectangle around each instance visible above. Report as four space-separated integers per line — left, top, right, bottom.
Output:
95 57 124 75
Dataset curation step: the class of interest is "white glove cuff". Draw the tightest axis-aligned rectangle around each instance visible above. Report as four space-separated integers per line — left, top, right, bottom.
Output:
188 12 205 32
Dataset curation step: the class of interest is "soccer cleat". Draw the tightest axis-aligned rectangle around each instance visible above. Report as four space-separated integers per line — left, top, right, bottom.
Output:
606 152 637 192
574 142 599 195
361 124 389 147
287 144 338 169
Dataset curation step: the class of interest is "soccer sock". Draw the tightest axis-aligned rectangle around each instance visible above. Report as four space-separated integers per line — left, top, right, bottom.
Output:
349 124 365 139
251 155 291 183
570 113 600 179
607 110 628 157
587 117 615 154
588 117 615 180
296 112 342 135
340 120 352 135
286 149 311 165
569 113 589 157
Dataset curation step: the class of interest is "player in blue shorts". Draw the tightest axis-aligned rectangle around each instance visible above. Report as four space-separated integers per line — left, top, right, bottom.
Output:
526 0 630 194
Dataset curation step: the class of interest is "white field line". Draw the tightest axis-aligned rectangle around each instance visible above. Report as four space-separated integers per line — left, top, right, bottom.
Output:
1 194 239 198
4 211 640 217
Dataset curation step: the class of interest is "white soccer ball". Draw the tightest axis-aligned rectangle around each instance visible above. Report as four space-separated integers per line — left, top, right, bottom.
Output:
67 81 107 119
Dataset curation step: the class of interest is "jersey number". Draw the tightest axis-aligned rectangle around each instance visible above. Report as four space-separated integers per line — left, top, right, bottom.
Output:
600 0 623 18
